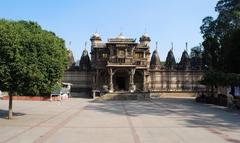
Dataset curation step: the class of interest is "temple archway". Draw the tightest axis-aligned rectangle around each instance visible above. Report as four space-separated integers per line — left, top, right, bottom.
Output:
113 70 129 92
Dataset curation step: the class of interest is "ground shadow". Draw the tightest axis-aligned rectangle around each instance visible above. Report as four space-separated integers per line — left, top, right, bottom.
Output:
88 98 240 131
0 109 26 119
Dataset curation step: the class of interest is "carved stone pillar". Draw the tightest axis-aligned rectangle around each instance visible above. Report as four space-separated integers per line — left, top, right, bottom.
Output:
96 69 99 89
109 68 113 93
129 68 135 92
143 71 146 91
92 73 96 90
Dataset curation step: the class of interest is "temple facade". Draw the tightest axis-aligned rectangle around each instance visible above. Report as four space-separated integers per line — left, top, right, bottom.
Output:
63 33 204 96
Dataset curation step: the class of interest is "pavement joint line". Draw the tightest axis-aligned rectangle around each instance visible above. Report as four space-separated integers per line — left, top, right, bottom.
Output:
0 102 83 143
168 128 187 143
150 99 240 143
206 127 240 143
121 102 141 143
32 104 89 143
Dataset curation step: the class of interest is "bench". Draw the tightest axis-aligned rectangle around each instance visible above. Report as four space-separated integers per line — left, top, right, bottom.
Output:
92 90 100 99
50 88 68 101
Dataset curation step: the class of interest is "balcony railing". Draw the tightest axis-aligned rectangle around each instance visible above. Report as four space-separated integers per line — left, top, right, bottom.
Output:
108 57 147 66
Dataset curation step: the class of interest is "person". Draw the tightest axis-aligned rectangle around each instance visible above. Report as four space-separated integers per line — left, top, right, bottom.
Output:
234 86 240 109
234 86 240 97
227 86 235 111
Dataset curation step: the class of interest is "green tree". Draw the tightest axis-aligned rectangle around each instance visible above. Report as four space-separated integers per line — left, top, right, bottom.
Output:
200 0 240 72
188 46 203 70
200 0 240 98
201 38 221 70
190 46 202 58
222 29 240 73
0 19 68 119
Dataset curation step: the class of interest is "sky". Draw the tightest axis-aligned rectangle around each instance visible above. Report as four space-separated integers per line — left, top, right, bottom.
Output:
0 0 219 62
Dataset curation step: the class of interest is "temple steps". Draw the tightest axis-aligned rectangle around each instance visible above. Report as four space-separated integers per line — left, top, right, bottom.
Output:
97 92 150 100
94 91 196 101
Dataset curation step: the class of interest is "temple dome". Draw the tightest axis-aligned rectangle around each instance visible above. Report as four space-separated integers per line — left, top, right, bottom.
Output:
79 49 91 70
90 32 102 41
116 33 126 39
150 50 161 69
93 32 100 37
140 33 151 42
165 49 176 69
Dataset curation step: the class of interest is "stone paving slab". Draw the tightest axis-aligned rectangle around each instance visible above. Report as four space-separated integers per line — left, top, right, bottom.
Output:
0 96 240 143
45 128 134 143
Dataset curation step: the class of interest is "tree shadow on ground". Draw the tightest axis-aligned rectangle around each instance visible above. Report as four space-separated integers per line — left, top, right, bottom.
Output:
88 98 240 131
0 109 26 119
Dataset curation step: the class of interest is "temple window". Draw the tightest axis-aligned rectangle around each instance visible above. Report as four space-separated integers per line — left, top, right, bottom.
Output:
134 52 143 59
117 58 125 63
102 53 108 59
127 48 132 56
118 49 125 56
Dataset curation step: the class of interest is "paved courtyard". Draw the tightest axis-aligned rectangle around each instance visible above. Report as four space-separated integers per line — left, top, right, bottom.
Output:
0 95 240 143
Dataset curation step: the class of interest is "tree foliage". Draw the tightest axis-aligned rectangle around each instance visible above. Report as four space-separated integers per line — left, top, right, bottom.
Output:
222 29 240 73
200 0 240 73
0 19 68 96
201 71 240 86
190 46 202 58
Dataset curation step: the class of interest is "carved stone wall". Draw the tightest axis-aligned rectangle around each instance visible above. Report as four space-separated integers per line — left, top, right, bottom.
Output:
63 69 203 95
149 70 203 92
63 71 92 93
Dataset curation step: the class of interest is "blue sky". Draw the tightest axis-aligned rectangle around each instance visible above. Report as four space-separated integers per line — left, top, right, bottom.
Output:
0 0 218 61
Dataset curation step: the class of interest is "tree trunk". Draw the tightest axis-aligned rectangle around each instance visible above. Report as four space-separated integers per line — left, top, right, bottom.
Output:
8 91 13 119
211 85 214 97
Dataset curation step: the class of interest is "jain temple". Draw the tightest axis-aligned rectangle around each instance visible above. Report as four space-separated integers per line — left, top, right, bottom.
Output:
63 33 204 98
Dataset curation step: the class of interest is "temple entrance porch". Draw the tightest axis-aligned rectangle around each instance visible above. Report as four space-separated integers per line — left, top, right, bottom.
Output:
108 67 136 93
114 71 129 91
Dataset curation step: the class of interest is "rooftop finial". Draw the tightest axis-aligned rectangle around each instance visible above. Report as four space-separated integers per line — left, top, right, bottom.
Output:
84 41 87 50
120 27 124 35
117 32 125 39
186 42 188 52
95 28 98 34
171 42 173 51
156 41 158 50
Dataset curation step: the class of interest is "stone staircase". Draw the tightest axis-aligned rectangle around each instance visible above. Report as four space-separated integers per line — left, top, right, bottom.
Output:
97 92 150 100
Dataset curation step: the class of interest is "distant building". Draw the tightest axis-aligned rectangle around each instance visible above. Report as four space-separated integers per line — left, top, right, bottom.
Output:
63 33 203 96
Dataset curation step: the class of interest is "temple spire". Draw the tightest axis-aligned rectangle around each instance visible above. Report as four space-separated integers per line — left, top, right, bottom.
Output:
171 42 173 51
